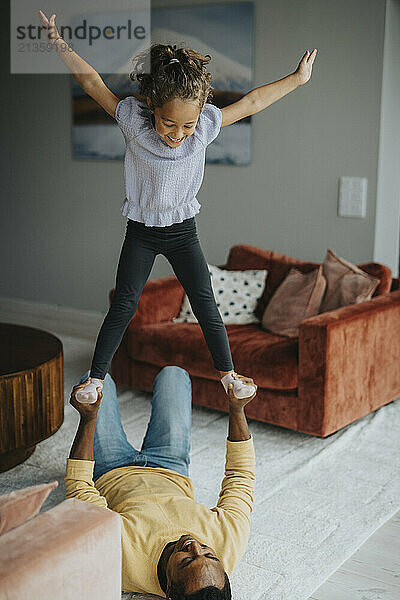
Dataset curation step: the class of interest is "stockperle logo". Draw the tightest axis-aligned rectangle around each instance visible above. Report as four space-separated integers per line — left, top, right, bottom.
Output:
10 1 151 75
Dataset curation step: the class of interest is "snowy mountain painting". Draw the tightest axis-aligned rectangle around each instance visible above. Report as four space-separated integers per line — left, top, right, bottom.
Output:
72 2 254 165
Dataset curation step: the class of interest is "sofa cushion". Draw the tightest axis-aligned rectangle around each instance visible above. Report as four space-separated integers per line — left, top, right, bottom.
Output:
128 322 299 391
0 481 58 536
224 244 320 321
262 266 326 337
357 262 392 296
224 245 391 320
0 498 121 600
320 248 380 313
173 264 268 325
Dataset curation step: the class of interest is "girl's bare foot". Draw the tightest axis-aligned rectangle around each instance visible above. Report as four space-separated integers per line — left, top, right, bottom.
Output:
75 377 103 404
220 371 256 399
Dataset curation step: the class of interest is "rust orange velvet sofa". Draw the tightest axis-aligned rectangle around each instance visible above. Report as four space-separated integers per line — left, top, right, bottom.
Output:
110 244 400 437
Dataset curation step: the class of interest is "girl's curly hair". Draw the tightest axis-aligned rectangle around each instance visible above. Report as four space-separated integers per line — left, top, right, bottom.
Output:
130 43 213 111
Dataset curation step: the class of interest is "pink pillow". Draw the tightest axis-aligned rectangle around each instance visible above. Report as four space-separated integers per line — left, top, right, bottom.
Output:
320 248 380 313
0 481 58 536
261 266 326 337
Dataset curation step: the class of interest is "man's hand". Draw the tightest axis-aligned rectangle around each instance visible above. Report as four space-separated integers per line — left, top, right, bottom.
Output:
227 379 257 442
294 49 318 86
227 378 257 411
68 380 102 460
70 379 102 422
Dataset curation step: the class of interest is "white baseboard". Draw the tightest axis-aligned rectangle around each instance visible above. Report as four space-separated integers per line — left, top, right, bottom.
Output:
0 296 104 340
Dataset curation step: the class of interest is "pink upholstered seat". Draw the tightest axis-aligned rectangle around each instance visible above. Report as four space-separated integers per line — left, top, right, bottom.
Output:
0 498 121 600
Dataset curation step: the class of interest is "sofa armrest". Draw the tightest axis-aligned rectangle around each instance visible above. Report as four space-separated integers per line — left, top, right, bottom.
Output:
297 291 400 436
391 277 400 292
126 276 185 326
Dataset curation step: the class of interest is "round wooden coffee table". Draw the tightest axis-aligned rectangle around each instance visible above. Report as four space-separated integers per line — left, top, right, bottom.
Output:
0 323 64 472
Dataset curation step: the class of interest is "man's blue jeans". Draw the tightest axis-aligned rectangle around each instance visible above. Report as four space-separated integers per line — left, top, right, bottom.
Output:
78 366 192 482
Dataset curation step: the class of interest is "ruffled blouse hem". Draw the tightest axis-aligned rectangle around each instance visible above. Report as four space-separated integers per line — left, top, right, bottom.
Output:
120 197 201 227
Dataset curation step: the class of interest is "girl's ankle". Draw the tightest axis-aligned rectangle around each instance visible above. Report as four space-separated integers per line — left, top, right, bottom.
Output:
220 370 235 379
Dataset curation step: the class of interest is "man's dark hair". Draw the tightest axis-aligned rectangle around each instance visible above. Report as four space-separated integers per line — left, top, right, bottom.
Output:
168 572 231 600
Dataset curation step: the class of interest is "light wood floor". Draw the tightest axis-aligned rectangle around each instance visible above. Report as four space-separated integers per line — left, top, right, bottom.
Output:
309 510 400 600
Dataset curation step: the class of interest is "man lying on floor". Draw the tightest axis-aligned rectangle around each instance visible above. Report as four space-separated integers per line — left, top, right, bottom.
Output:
65 366 256 599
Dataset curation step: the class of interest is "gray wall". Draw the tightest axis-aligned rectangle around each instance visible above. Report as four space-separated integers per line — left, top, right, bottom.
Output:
1 0 388 313
374 0 400 275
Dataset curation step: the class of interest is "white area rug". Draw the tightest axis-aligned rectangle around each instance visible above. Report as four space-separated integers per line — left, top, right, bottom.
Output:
1 333 399 600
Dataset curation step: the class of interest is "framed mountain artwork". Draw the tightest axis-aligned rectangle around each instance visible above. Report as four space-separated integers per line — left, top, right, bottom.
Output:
72 2 254 165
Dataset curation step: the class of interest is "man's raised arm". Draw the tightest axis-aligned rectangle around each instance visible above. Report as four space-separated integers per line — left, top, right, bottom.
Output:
64 382 109 509
216 382 256 519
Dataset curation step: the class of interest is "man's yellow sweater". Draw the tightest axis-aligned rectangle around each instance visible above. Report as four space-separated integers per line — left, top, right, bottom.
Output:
65 437 255 596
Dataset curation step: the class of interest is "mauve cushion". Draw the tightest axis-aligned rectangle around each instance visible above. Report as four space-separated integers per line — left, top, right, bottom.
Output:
320 248 380 313
0 481 58 536
358 261 392 296
223 245 391 321
262 266 327 337
224 244 320 320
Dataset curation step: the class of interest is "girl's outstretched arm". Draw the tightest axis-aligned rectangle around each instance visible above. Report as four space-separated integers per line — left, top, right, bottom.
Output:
38 10 120 118
221 49 317 128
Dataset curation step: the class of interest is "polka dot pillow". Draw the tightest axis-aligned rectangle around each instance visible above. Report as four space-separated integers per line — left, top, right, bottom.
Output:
173 264 268 324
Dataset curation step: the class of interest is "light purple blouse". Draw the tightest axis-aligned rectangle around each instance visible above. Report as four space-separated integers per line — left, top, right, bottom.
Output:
115 96 223 227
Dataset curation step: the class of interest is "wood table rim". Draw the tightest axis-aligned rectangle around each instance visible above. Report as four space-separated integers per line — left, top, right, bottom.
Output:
0 323 63 378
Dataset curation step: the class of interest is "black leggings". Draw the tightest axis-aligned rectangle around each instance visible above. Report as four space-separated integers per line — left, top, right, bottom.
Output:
90 217 234 379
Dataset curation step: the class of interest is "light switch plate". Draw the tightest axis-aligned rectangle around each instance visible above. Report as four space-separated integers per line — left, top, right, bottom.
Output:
338 176 367 218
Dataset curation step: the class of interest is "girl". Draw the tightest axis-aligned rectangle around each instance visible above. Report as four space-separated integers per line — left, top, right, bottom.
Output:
39 11 316 404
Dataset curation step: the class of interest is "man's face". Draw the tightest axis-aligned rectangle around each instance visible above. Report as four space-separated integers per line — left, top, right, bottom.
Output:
147 97 201 148
166 534 226 596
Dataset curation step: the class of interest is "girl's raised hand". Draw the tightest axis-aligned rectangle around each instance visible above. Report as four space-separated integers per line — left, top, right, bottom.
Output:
38 10 60 45
294 49 318 86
